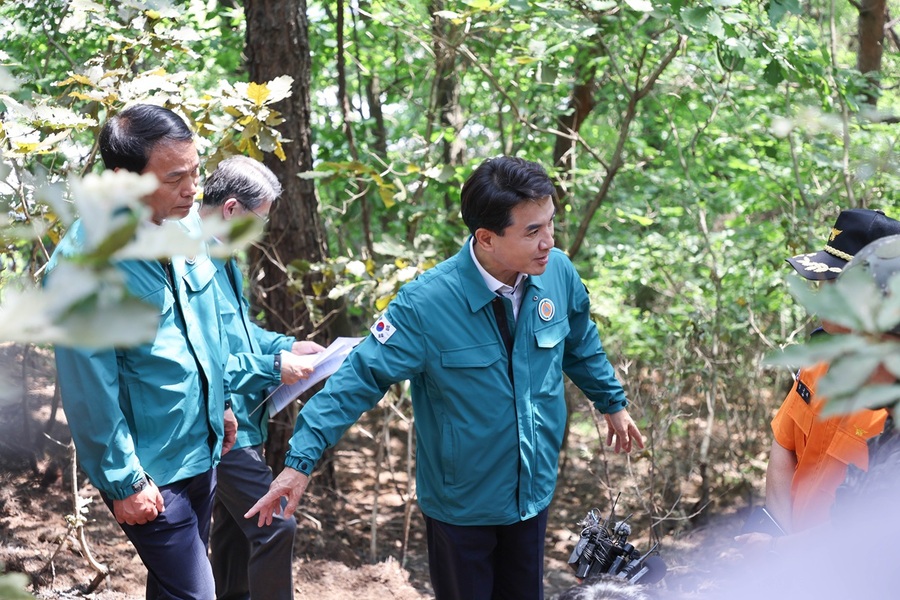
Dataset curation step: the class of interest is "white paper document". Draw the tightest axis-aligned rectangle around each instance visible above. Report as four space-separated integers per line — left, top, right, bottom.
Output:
251 336 365 418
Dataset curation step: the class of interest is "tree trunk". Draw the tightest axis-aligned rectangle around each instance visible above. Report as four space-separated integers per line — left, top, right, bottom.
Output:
431 1 465 210
857 0 886 106
243 0 332 475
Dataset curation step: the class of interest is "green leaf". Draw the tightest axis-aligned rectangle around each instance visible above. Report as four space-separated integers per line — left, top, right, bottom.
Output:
763 60 785 85
0 572 33 599
785 276 862 332
681 6 712 30
764 334 869 368
705 11 725 39
768 0 801 26
817 353 881 398
820 385 900 417
88 217 141 261
55 295 160 348
615 208 655 226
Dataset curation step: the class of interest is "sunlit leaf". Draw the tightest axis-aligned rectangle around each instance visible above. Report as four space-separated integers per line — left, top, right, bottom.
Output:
615 208 654 226
246 81 270 107
297 171 332 180
116 218 205 260
69 170 158 251
375 294 393 311
54 295 160 348
379 186 396 209
265 75 293 104
396 266 419 282
624 0 653 12
587 0 618 10
201 214 264 258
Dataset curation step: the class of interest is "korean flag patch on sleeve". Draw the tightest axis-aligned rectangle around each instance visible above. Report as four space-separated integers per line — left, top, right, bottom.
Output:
370 314 397 344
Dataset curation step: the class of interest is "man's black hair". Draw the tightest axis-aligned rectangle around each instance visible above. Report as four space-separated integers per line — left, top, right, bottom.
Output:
98 104 193 174
460 156 557 236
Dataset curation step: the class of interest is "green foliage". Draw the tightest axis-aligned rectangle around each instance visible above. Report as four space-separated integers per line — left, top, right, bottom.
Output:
767 265 900 417
0 569 32 599
0 0 283 348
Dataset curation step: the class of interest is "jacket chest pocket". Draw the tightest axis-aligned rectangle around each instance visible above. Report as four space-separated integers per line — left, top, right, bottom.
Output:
534 319 570 349
826 427 871 470
441 342 503 368
183 257 217 293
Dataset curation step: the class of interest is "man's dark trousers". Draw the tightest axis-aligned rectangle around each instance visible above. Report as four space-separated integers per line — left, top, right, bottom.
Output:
211 445 296 600
425 508 548 600
102 469 217 600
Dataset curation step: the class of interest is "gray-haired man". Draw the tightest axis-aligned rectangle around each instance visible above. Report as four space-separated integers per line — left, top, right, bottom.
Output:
200 155 324 600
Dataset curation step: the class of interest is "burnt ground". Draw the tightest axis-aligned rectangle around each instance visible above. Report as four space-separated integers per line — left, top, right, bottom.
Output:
0 343 753 599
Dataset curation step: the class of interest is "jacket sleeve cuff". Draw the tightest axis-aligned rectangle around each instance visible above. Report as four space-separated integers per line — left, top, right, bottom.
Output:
284 453 316 476
103 473 149 500
597 398 628 414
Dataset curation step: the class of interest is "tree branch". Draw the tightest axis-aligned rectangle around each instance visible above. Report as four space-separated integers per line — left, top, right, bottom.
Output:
567 35 686 259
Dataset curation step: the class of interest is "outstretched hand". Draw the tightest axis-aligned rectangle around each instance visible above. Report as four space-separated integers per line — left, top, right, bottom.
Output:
244 467 310 527
604 409 644 453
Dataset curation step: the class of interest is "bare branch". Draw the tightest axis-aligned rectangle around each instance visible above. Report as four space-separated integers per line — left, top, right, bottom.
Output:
568 35 687 259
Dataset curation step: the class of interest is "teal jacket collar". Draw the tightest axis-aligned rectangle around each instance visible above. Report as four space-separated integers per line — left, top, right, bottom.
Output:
458 237 546 314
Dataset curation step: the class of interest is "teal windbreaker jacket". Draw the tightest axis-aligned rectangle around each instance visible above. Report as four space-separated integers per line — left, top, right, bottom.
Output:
284 242 627 525
51 209 229 500
214 256 294 449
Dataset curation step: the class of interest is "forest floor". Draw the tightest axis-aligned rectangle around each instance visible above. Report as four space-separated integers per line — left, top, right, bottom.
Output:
0 343 757 599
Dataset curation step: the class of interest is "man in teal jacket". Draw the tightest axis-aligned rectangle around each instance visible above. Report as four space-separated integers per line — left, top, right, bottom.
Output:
51 104 234 600
200 155 324 600
247 156 643 600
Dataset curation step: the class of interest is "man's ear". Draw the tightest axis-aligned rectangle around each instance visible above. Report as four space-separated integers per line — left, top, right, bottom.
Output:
222 198 241 221
474 227 494 252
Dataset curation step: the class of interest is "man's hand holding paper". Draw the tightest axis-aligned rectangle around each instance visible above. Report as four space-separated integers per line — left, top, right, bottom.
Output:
257 337 364 418
279 352 316 385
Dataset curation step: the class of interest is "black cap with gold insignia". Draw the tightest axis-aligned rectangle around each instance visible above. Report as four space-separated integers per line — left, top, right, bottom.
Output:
786 209 900 281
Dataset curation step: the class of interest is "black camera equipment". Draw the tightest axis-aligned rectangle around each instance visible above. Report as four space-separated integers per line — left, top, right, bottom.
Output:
567 497 667 585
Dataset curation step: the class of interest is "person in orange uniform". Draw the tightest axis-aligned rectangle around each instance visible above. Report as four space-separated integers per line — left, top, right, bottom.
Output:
764 209 900 533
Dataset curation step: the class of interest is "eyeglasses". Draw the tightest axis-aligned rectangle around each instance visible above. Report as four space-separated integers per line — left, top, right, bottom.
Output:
238 201 269 224
249 208 269 224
